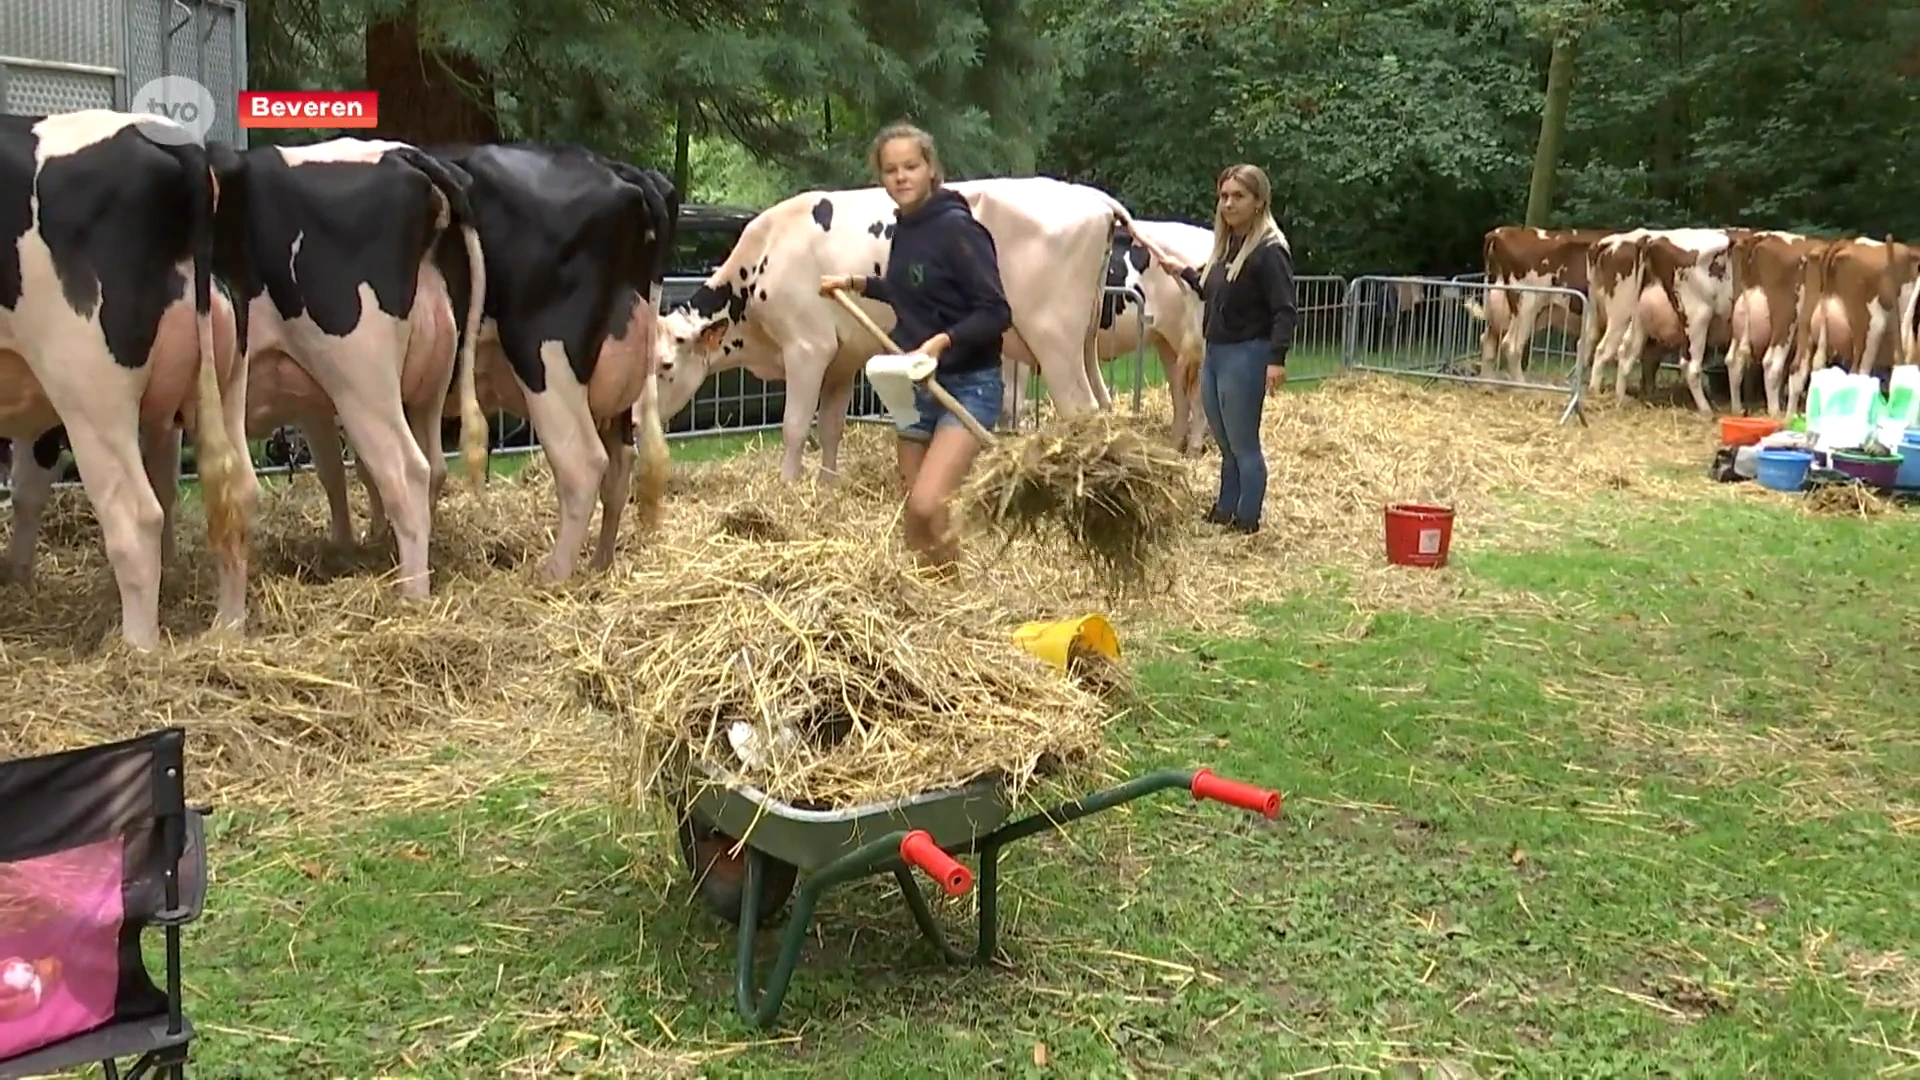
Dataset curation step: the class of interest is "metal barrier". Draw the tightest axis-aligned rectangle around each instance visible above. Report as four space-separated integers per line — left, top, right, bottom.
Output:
1 272 1604 497
1341 275 1589 426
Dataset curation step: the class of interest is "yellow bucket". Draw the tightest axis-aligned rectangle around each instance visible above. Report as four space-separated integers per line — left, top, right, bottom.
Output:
1013 615 1121 672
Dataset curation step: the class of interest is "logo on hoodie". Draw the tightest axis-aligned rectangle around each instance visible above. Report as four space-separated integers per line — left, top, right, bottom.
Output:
907 262 926 288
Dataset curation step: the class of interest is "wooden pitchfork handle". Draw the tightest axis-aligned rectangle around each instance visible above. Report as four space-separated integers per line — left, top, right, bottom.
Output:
829 287 999 447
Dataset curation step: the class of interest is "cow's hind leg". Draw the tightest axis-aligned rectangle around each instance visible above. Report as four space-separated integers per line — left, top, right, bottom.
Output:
139 424 183 570
4 441 55 587
817 373 856 481
590 413 634 572
299 416 360 546
514 341 607 581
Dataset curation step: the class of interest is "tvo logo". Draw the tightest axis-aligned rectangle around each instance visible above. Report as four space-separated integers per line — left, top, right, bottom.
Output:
131 76 217 146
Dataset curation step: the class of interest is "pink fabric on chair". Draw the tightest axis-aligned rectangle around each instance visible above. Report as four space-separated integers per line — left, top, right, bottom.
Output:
0 836 125 1060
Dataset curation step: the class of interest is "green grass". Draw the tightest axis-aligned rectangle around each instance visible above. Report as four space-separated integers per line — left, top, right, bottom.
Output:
148 485 1919 1077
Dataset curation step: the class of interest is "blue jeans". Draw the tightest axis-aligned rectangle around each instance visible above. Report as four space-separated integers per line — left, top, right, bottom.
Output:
897 365 1003 443
1200 339 1271 526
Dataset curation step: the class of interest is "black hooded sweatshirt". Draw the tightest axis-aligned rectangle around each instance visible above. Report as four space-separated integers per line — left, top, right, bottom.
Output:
861 188 1013 377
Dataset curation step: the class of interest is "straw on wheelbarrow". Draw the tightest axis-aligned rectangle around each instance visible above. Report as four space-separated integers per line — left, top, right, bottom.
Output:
829 288 1189 586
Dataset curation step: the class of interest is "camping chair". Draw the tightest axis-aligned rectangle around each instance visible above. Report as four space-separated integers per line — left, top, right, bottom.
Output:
0 728 207 1080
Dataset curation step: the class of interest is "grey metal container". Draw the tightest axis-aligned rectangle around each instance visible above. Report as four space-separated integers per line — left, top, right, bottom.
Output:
0 0 248 148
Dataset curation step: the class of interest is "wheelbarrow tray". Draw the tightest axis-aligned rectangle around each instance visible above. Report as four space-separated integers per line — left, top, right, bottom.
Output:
682 757 1013 873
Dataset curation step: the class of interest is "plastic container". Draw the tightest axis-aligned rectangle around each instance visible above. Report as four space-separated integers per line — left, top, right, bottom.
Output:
1720 416 1781 447
1012 615 1120 671
1896 432 1920 490
1754 448 1815 493
1384 503 1455 568
1831 450 1903 489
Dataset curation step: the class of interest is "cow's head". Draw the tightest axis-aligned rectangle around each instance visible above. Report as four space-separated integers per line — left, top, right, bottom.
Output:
652 305 734 419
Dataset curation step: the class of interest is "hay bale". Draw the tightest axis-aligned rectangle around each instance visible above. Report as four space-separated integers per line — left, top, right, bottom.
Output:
962 413 1191 588
575 534 1118 811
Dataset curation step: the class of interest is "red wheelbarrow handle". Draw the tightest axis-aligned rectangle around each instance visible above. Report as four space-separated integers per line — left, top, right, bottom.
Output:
1190 769 1282 819
899 830 973 896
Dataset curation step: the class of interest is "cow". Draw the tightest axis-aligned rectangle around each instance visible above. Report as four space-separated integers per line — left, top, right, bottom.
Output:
4 285 245 587
1093 220 1212 454
201 137 486 601
1726 231 1827 417
428 145 678 578
1791 237 1920 415
1584 228 1735 413
0 110 253 649
1465 226 1607 381
647 177 1189 482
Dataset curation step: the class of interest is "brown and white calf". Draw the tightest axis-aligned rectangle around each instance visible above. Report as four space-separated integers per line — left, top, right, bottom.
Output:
648 178 1189 482
1725 231 1827 417
0 110 254 649
1790 238 1920 415
1584 228 1735 413
207 138 487 598
1466 226 1605 381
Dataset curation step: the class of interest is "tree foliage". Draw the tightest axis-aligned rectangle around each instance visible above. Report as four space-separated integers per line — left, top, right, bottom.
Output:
248 0 1918 273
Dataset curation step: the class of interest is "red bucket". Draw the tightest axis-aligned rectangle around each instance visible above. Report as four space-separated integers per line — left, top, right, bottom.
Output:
1384 503 1455 568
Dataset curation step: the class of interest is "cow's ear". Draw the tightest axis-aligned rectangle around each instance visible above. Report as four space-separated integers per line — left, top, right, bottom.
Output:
697 316 730 351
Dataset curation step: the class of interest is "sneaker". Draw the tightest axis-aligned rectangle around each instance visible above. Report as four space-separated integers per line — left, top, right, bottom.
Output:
1227 519 1260 535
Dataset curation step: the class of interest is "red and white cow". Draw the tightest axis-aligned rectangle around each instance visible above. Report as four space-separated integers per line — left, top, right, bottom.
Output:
648 177 1187 482
1584 228 1735 413
0 110 254 649
1791 238 1920 415
1466 226 1606 381
203 138 486 598
1726 231 1827 417
1092 220 1213 454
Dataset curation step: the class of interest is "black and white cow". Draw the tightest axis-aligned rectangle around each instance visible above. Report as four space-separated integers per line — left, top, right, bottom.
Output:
203 137 488 598
0 110 254 649
1093 219 1213 453
425 144 679 578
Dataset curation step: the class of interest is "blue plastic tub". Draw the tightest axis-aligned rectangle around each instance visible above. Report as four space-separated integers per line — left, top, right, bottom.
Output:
1897 432 1920 490
1755 448 1816 493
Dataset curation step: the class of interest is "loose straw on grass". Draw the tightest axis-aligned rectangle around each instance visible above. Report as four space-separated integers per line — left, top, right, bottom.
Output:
0 375 1741 817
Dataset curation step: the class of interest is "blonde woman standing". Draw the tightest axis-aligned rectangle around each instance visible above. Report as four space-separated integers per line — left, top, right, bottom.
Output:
1165 164 1298 534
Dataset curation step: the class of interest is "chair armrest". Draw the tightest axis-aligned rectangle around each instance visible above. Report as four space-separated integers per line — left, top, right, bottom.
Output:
152 808 207 927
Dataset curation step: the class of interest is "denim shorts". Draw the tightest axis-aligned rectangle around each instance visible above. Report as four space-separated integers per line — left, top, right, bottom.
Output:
896 365 1004 443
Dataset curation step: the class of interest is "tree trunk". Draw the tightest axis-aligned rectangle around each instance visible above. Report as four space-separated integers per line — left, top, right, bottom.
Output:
1524 37 1577 227
364 3 501 144
673 96 694 197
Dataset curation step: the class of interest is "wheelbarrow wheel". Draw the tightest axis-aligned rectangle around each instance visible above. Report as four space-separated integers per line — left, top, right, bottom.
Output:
676 809 798 926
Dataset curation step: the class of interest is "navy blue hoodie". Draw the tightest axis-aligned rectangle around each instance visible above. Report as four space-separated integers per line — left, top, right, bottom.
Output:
861 188 1013 376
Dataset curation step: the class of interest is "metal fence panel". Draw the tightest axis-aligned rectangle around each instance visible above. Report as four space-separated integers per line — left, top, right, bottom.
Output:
1 270 1602 498
1341 275 1589 425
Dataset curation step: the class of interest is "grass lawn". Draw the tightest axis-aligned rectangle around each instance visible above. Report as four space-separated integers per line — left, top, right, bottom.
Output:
147 460 1918 1076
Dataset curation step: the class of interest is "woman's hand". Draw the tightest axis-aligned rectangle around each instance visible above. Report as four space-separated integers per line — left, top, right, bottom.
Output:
1265 366 1286 394
819 274 858 296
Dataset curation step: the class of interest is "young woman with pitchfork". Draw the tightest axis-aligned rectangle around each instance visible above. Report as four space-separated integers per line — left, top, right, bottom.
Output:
819 123 1014 571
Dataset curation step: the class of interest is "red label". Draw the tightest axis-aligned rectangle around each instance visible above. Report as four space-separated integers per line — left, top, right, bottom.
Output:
237 91 379 129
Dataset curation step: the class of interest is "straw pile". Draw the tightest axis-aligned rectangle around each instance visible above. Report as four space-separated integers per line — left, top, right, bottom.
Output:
0 374 1734 817
578 532 1114 810
963 412 1192 589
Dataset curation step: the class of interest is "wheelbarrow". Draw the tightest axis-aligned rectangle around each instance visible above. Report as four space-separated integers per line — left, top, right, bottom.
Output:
672 756 1282 1028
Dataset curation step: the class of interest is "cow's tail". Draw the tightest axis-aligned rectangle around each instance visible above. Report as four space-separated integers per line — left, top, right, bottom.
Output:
163 141 248 574
1091 190 1196 292
395 147 489 492
1462 298 1488 322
